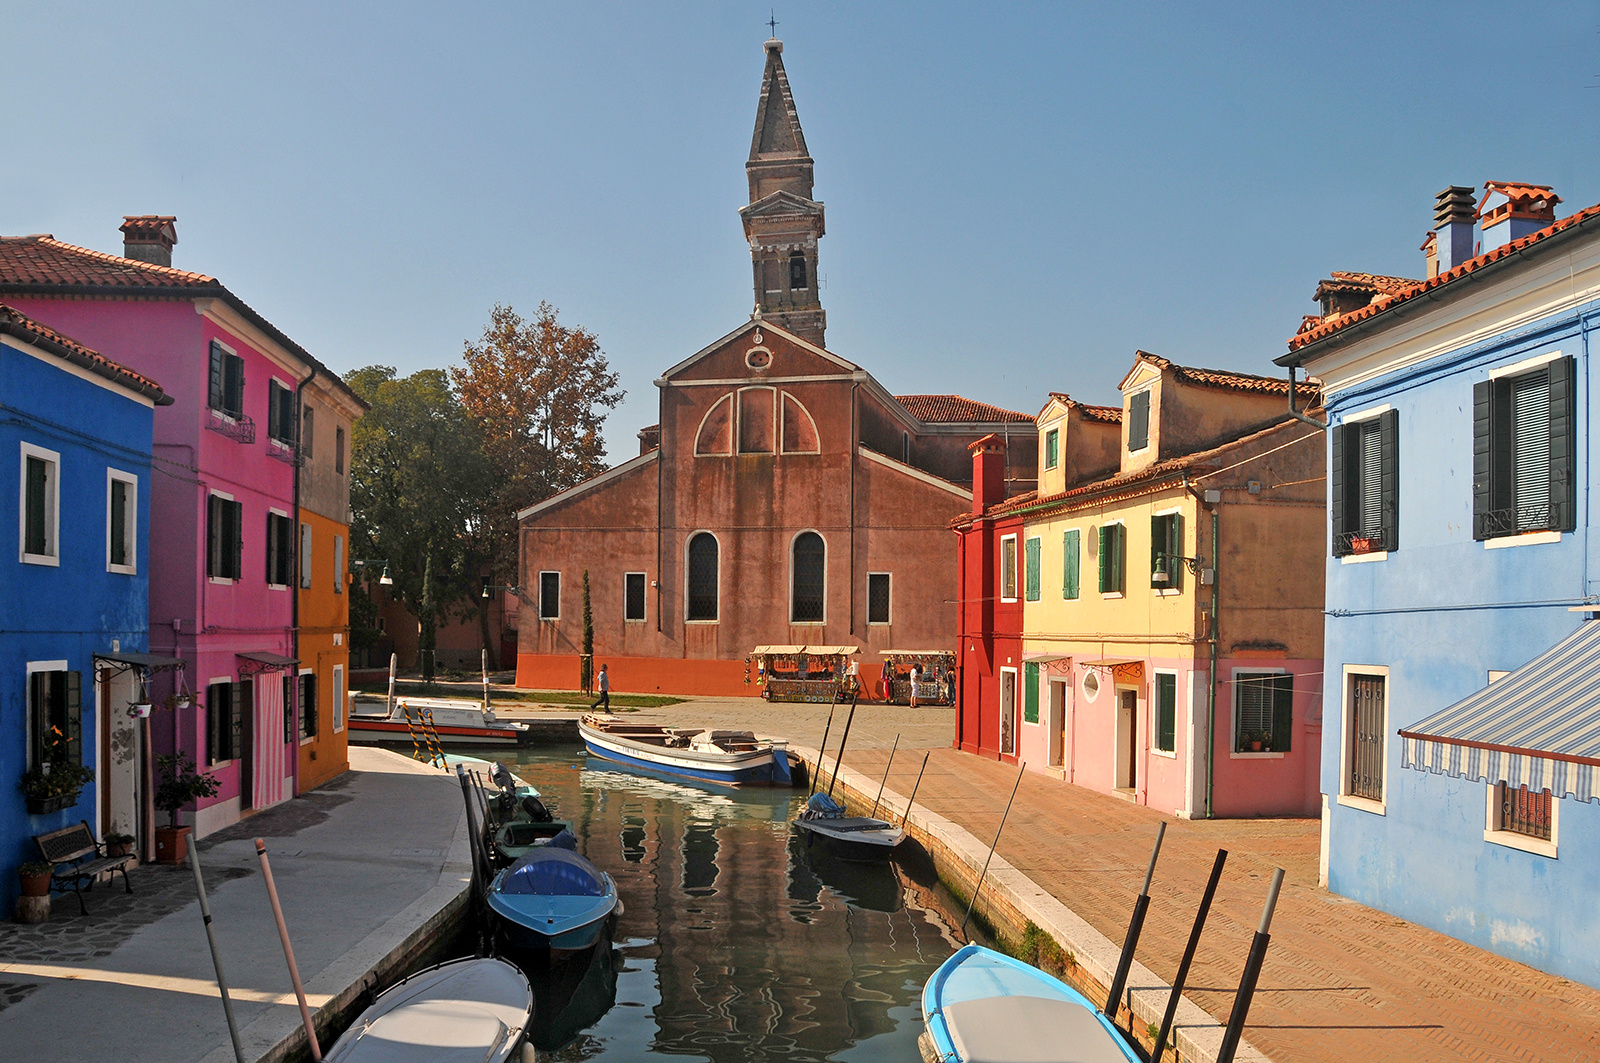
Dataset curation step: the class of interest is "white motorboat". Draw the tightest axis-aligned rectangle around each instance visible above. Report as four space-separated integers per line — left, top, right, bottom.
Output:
349 694 528 746
793 792 905 860
322 956 533 1063
579 713 795 785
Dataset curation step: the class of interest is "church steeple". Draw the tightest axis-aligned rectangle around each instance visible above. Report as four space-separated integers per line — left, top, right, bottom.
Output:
740 38 826 348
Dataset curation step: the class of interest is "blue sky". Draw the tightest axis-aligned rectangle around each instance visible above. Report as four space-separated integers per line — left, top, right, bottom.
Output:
5 2 1597 457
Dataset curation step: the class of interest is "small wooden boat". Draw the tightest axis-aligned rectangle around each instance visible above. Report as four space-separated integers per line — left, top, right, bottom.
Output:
794 792 905 860
488 847 619 956
579 713 795 785
349 694 529 746
921 944 1139 1063
322 956 533 1063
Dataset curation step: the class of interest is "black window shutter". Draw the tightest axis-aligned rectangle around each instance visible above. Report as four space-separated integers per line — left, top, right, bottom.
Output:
65 670 82 764
266 514 277 583
1548 356 1576 532
207 495 220 577
226 355 245 417
1330 423 1347 555
267 381 280 439
1378 409 1399 552
209 343 225 411
1472 381 1493 540
29 673 45 768
230 502 243 580
1271 674 1293 753
207 685 220 764
231 681 246 762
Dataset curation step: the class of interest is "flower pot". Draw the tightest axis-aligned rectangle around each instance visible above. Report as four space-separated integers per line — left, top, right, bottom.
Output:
25 793 75 815
106 841 134 858
155 825 191 865
18 870 51 898
1248 740 1263 752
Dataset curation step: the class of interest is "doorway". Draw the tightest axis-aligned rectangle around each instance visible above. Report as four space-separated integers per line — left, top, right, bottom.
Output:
98 666 141 841
1048 679 1067 768
999 668 1017 756
1115 688 1138 791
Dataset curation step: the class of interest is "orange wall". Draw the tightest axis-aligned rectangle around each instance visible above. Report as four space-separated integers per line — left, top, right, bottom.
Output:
298 508 350 789
516 653 757 698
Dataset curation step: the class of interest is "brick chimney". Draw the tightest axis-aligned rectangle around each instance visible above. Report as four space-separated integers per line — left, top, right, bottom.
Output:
1479 182 1559 254
637 424 661 455
969 434 1005 516
120 216 177 267
1432 186 1476 274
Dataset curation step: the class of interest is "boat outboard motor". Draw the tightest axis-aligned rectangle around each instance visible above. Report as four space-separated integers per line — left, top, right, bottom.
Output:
521 794 554 823
491 762 516 793
805 793 845 819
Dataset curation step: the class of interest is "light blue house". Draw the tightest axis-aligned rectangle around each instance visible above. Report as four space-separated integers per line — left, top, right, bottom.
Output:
1280 181 1600 987
0 305 170 911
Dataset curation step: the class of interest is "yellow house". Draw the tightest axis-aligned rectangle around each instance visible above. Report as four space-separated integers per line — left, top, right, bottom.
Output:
296 372 365 790
1003 353 1325 818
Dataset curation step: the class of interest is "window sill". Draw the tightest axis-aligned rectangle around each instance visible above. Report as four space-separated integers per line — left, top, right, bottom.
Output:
867 620 891 626
209 576 236 586
1336 793 1385 816
20 552 59 567
624 618 646 624
1340 550 1389 565
268 583 289 591
1230 751 1285 760
999 597 1018 604
1152 587 1182 597
107 563 137 576
1485 530 1562 550
1151 747 1177 760
789 621 826 626
1483 827 1557 859
685 619 718 625
299 735 316 746
1100 592 1124 600
539 616 560 623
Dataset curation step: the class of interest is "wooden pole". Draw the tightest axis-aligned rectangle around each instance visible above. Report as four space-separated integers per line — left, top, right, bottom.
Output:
868 734 900 820
254 840 321 1060
960 761 1025 940
1104 822 1166 1021
189 848 245 1063
825 696 859 801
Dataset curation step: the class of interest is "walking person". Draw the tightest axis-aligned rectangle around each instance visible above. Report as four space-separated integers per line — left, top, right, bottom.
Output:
909 662 922 708
591 663 611 711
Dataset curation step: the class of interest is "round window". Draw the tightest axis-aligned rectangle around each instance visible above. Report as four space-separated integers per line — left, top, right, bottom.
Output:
745 346 772 370
1081 669 1100 702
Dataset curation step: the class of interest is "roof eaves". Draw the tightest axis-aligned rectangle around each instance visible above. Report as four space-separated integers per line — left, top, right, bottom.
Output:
0 307 169 404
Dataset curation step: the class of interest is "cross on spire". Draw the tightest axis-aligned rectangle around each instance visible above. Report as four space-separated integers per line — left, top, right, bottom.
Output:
767 10 778 37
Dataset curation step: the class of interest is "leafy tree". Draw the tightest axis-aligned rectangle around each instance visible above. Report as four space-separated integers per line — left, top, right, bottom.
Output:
346 366 494 675
581 570 594 694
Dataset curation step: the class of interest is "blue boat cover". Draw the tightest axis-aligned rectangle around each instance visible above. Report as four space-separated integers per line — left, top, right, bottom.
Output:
500 848 607 897
546 828 577 851
806 793 844 817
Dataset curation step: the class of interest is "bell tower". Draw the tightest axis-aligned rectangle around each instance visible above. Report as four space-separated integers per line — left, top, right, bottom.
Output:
739 37 826 348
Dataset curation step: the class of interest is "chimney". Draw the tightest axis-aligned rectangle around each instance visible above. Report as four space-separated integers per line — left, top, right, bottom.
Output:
637 424 661 455
1420 231 1438 279
969 434 1005 516
120 216 177 267
1479 182 1560 254
1432 187 1476 274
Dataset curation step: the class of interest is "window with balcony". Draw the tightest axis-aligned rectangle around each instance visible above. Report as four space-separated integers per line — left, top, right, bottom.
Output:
208 342 245 419
267 379 297 446
1473 356 1575 540
1332 411 1397 556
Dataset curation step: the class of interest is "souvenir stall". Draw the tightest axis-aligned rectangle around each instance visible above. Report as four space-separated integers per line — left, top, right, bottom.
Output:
750 645 860 703
878 650 956 705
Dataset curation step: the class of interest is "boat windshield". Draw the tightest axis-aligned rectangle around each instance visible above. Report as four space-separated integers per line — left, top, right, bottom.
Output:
500 849 608 897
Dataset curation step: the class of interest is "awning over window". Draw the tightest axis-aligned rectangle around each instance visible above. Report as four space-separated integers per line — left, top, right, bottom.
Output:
1399 620 1600 804
751 645 859 657
237 650 299 675
95 650 185 671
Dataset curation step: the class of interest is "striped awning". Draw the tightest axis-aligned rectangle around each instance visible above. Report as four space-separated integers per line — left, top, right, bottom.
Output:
1399 620 1600 803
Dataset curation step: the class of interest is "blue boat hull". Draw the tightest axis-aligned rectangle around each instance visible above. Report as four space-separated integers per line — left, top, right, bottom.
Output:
488 889 617 953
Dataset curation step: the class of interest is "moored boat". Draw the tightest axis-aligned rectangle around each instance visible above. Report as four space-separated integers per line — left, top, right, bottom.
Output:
579 713 795 786
487 847 619 956
322 956 533 1063
349 693 529 746
921 944 1139 1063
793 792 905 860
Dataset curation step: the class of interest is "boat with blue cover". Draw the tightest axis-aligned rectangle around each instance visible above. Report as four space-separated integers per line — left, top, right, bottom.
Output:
487 847 619 956
793 792 904 860
579 713 795 786
921 944 1140 1063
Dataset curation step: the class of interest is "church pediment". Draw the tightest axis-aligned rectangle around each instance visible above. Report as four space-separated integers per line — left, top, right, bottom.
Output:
659 318 859 385
739 189 824 219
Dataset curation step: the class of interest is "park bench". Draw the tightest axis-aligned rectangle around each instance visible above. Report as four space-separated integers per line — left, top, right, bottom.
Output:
33 820 134 915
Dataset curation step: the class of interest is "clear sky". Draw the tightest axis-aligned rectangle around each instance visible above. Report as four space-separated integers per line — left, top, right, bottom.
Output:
6 2 1597 458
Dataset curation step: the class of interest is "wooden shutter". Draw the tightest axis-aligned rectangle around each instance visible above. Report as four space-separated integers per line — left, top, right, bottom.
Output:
225 355 245 417
110 478 128 566
1472 381 1493 540
1329 422 1347 555
1378 410 1399 552
1271 674 1293 753
209 342 226 411
1128 391 1150 451
1548 356 1576 532
64 670 82 765
1110 524 1123 592
29 673 45 768
1024 537 1041 601
229 501 243 580
266 514 278 583
1156 673 1176 752
334 535 344 594
207 495 220 577
1023 662 1039 724
1098 525 1112 592
267 380 281 439
231 681 247 762
300 523 312 589
1063 529 1079 599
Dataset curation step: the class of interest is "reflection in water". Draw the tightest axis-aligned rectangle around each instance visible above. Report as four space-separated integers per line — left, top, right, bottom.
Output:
502 745 956 1062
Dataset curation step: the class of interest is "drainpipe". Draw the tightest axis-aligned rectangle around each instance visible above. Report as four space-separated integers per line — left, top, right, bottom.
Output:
1284 366 1327 431
1206 502 1219 819
850 382 858 636
292 368 313 794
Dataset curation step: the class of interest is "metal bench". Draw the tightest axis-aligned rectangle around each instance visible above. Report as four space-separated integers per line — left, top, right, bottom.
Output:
34 820 134 915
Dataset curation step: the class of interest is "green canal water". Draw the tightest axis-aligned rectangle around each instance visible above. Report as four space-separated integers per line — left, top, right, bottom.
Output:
474 743 963 1062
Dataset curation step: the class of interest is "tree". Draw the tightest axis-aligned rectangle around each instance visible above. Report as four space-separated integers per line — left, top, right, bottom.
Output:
346 366 494 676
580 570 594 695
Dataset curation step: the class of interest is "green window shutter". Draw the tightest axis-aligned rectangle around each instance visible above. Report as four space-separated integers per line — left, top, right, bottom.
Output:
1024 662 1040 724
1128 391 1150 451
1098 525 1112 592
64 670 82 765
1063 529 1080 599
1548 356 1576 532
1024 538 1041 601
1271 674 1294 753
1045 429 1059 470
1110 524 1124 592
1151 514 1181 590
1156 673 1176 752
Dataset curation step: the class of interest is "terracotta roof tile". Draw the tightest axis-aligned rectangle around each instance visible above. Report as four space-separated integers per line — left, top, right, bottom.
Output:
1135 351 1298 395
0 302 167 403
1044 392 1123 424
0 234 216 288
897 394 1034 424
1288 198 1600 354
1314 271 1420 298
1479 181 1560 216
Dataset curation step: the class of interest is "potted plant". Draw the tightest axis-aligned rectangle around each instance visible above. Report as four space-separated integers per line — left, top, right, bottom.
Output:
20 726 95 815
105 832 136 858
1243 730 1266 753
153 753 220 865
17 861 51 898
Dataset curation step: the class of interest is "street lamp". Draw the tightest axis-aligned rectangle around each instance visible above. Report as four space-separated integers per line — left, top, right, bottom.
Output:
351 559 393 585
483 583 521 600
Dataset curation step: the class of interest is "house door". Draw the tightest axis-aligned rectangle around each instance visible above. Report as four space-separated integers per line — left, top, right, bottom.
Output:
999 669 1017 755
1048 679 1067 768
237 680 255 810
1116 688 1138 790
252 675 287 810
99 666 141 841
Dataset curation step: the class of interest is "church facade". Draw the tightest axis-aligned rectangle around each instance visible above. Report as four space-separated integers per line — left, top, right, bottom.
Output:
514 39 1035 695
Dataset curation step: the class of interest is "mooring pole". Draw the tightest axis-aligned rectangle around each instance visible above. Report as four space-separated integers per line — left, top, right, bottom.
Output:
1151 848 1228 1061
255 840 322 1060
189 847 246 1063
481 648 491 713
868 734 900 819
386 652 397 716
1216 867 1285 1063
825 695 859 801
959 760 1026 941
902 751 930 828
1104 821 1166 1022
808 702 838 798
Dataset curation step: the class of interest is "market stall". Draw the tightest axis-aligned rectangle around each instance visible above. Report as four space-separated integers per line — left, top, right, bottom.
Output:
878 650 956 705
750 645 861 703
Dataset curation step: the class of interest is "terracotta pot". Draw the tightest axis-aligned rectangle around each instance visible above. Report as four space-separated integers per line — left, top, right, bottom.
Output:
155 825 191 865
1248 740 1263 752
106 841 134 858
18 870 50 898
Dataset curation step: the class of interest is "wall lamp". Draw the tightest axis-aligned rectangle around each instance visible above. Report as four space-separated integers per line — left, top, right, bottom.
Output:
350 559 394 585
483 583 522 600
1152 554 1213 585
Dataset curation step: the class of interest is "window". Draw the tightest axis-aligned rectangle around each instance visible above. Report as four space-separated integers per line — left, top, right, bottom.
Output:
1043 428 1059 471
267 512 294 587
299 672 318 739
1024 537 1041 602
789 250 808 290
1154 672 1176 753
1473 356 1575 540
687 533 719 621
207 494 243 581
1345 672 1385 802
299 523 313 589
267 379 296 445
625 572 647 622
301 405 315 459
336 426 346 475
539 571 561 620
284 675 296 745
1127 391 1151 452
1331 411 1398 555
332 664 346 733
1023 662 1040 724
867 572 891 624
1234 672 1292 752
1494 782 1552 841
27 667 81 772
107 469 137 573
791 532 826 622
208 341 245 418
20 443 59 565
1150 513 1183 590
1097 523 1124 595
333 534 343 594
207 680 247 764
1062 529 1080 600
1000 535 1018 601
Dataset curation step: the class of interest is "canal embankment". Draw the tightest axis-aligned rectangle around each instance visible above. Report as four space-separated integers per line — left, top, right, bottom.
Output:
0 746 470 1063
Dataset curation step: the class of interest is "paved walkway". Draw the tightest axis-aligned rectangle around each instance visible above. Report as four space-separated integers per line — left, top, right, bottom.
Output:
0 746 469 1063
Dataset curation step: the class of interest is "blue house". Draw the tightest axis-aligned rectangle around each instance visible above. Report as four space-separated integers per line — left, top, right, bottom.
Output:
0 305 170 911
1280 181 1600 987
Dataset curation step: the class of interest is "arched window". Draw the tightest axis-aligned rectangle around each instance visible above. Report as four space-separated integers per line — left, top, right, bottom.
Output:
687 533 719 621
789 250 808 291
791 531 825 622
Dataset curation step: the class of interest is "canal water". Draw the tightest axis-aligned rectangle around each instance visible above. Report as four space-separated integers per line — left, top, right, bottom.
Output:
475 743 963 1062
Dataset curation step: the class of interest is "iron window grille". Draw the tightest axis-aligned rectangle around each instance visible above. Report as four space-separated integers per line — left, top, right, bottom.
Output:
1473 357 1575 540
539 571 561 621
867 573 891 624
1495 781 1553 840
625 573 647 622
299 672 318 739
687 534 719 620
1347 674 1385 801
791 532 826 622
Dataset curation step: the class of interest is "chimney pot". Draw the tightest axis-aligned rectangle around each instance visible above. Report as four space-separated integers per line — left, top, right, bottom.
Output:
120 215 177 267
1432 187 1476 274
968 434 1006 516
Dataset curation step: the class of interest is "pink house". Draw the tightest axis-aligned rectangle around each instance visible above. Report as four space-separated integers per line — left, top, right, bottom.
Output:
0 217 360 837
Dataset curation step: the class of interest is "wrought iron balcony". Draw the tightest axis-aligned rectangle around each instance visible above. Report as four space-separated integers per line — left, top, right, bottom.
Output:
266 440 303 466
1475 502 1563 540
205 409 256 444
1333 528 1389 557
